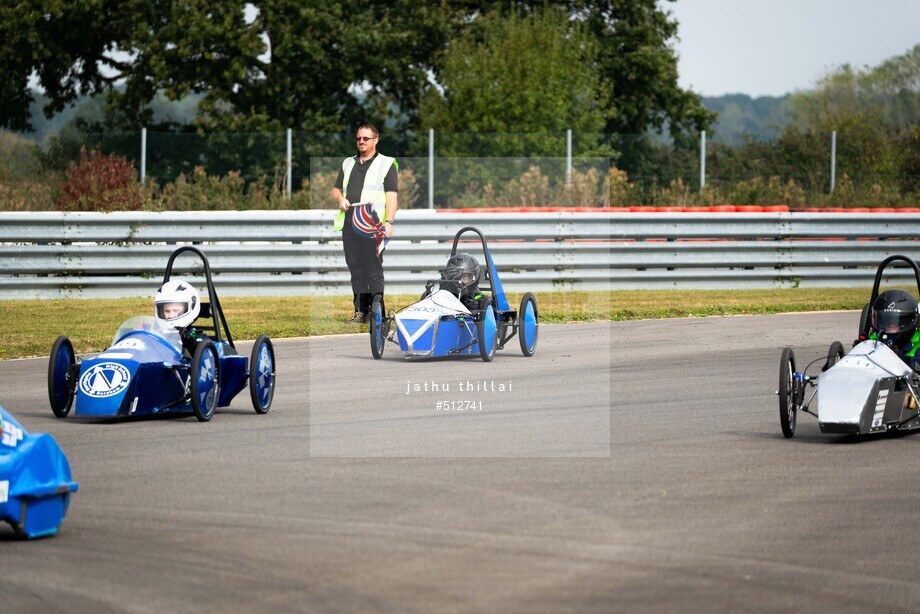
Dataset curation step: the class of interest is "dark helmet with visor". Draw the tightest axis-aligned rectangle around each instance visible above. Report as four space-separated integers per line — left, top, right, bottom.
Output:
871 289 919 341
441 253 481 294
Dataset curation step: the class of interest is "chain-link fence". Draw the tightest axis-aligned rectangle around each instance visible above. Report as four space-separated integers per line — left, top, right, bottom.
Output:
2 129 918 210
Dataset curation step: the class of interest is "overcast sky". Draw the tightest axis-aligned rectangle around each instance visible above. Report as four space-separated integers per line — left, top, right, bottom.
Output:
664 0 920 98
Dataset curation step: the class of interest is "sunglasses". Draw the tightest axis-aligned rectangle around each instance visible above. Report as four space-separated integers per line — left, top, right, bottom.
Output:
356 136 376 142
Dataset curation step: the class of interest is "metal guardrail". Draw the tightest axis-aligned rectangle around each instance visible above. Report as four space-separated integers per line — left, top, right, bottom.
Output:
1 211 920 298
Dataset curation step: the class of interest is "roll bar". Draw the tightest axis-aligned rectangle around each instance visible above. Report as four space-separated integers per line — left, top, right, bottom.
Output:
162 246 234 348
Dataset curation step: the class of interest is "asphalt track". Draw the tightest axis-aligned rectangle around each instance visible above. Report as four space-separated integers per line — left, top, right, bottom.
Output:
3 314 920 613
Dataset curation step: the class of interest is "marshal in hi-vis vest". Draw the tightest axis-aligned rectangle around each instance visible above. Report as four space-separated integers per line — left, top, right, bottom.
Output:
333 154 397 231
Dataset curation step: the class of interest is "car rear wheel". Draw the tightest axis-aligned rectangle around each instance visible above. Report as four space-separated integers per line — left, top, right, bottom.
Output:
191 340 220 422
518 292 539 357
48 336 76 418
478 300 497 362
249 335 275 414
779 347 797 438
824 341 844 371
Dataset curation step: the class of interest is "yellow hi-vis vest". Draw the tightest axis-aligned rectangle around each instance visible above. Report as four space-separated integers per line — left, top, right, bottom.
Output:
333 154 397 231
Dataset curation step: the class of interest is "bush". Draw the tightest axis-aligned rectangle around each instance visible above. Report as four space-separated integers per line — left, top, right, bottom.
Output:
0 181 55 210
307 170 339 209
306 165 420 210
56 149 146 211
0 132 42 181
608 168 633 206
450 165 608 207
398 167 421 209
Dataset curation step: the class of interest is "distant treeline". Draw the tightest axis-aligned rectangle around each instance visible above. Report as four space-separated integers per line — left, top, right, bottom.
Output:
702 94 792 145
20 91 794 147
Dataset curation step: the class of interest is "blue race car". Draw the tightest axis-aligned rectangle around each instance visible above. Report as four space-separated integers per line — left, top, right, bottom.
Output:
47 247 276 422
369 227 539 361
0 405 78 538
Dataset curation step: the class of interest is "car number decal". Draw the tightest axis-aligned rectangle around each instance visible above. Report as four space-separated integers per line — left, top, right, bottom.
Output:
872 389 889 428
112 338 146 351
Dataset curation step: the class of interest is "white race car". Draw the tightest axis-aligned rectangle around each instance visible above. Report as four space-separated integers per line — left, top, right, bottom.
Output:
777 255 920 437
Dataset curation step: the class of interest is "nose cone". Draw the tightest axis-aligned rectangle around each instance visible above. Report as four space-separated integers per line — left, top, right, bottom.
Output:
74 359 138 416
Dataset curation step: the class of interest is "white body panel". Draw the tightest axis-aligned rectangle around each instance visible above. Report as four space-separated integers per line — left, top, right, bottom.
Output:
818 341 911 426
394 290 471 355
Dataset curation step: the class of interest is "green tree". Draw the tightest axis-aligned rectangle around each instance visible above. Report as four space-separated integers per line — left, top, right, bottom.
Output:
197 1 459 133
788 44 920 132
417 6 610 206
0 0 134 131
781 44 920 193
0 1 260 131
557 0 713 140
420 6 606 152
4 1 710 144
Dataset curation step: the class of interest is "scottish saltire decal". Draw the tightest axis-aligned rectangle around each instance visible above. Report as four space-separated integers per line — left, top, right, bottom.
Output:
79 363 131 398
257 346 272 389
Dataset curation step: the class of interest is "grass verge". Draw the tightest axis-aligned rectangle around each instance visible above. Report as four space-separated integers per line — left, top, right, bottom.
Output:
0 288 870 360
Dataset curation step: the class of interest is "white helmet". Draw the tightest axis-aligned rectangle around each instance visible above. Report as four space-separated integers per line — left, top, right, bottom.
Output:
154 279 201 329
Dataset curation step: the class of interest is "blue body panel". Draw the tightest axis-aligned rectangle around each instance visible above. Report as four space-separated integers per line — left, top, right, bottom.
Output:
73 329 248 418
0 406 78 538
217 349 248 407
434 319 478 357
396 317 480 357
74 330 185 417
485 250 510 312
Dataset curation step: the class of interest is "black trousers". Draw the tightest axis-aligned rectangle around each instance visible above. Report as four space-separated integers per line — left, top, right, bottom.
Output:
342 212 384 314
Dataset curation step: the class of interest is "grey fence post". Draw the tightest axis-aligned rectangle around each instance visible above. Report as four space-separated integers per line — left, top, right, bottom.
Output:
286 128 292 200
699 130 706 191
566 128 572 189
428 128 434 209
140 128 147 185
830 130 837 194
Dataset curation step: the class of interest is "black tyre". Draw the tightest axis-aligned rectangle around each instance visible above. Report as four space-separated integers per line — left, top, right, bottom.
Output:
249 335 275 414
477 300 497 362
824 341 845 371
518 292 539 357
857 302 871 342
48 336 76 418
370 295 386 360
778 347 797 438
191 340 220 422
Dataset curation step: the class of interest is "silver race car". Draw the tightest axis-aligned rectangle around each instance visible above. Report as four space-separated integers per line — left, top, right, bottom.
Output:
777 255 920 437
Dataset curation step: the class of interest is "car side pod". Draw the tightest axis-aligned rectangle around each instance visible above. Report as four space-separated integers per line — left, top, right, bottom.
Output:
0 406 78 538
817 341 914 434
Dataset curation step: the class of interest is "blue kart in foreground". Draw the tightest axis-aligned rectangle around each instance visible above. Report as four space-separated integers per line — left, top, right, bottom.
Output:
0 406 78 538
369 227 539 361
47 247 276 422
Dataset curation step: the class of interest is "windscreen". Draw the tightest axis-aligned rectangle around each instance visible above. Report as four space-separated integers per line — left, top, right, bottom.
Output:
112 316 182 352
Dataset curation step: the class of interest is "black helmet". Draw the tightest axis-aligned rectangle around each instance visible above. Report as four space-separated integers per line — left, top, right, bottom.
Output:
871 289 919 341
441 253 481 293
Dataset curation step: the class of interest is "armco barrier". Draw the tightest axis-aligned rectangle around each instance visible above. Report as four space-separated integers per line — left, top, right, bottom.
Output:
1 210 920 298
